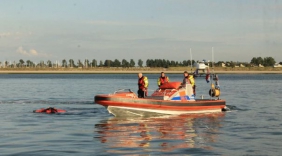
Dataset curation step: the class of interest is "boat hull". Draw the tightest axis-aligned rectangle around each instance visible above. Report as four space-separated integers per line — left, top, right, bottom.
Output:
95 95 226 117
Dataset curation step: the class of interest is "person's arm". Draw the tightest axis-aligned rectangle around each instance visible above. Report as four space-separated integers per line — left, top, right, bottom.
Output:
144 77 149 88
182 78 186 85
157 78 161 86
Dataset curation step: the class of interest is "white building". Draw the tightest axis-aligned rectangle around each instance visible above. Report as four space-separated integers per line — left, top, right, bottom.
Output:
221 63 226 67
259 64 264 67
274 63 282 68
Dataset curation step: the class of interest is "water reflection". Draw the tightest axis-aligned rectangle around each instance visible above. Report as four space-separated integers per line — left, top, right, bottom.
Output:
94 113 225 154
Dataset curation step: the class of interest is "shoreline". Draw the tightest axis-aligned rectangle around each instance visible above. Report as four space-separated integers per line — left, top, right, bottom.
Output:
0 67 281 74
0 70 282 74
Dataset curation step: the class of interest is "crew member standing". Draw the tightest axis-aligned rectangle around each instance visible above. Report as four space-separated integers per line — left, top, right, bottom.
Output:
182 71 196 95
157 72 169 87
138 73 149 98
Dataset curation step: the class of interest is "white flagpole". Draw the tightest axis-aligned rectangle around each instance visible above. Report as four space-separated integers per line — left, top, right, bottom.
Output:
190 48 192 73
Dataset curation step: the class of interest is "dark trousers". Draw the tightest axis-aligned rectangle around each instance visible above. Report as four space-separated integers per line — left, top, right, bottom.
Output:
193 85 196 96
138 89 145 98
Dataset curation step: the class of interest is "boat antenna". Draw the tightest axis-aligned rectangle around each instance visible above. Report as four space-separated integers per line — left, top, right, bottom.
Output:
190 48 192 74
212 47 214 74
210 47 214 99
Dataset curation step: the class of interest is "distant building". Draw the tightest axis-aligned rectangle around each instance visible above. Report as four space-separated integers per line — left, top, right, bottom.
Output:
221 63 226 67
240 64 245 67
274 63 282 68
259 64 264 67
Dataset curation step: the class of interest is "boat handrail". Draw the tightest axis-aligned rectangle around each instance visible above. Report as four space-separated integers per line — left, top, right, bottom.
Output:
114 89 133 94
153 88 177 96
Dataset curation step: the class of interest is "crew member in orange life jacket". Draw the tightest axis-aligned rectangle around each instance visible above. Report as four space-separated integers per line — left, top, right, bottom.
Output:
157 72 170 87
138 73 149 98
182 71 196 95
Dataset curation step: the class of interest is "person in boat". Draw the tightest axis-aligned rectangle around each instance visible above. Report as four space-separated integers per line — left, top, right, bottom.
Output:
157 72 170 87
182 71 196 95
138 72 149 98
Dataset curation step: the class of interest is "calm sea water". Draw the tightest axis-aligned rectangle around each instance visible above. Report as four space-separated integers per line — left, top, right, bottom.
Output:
0 74 281 156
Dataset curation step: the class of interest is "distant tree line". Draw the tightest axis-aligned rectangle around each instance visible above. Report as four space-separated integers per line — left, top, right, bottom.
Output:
250 57 277 67
0 57 280 68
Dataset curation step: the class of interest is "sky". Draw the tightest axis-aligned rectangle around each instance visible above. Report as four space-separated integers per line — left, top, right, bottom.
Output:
0 0 282 64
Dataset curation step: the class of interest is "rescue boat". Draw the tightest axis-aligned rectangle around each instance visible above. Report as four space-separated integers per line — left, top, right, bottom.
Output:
94 81 226 117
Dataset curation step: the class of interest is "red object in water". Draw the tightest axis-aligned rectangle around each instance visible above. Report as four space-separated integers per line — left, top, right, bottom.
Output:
33 107 66 113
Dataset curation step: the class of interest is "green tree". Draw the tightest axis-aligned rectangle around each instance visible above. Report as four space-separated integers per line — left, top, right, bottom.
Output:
250 57 257 65
187 60 195 67
69 59 75 67
39 61 46 68
146 59 151 67
263 57 276 66
26 60 33 67
162 59 167 68
91 59 97 67
77 59 83 67
182 60 188 66
5 61 9 67
230 61 235 68
138 59 143 67
257 57 264 65
175 61 179 67
129 59 135 67
47 60 52 67
166 60 170 68
170 60 176 67
99 60 103 67
122 59 129 67
62 59 67 67
112 59 121 67
192 60 196 66
85 59 89 68
104 60 111 67
19 59 25 67
251 57 263 66
279 62 282 65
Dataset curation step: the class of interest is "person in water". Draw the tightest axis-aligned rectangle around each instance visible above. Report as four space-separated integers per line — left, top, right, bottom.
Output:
157 72 170 87
138 73 149 98
182 71 196 95
33 107 66 113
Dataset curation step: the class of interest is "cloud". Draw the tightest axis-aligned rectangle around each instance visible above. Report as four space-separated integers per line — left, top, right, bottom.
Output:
29 49 38 56
0 32 12 38
88 20 163 27
17 46 49 57
0 32 32 37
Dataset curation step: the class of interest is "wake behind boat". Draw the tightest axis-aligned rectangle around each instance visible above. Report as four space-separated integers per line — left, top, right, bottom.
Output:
94 81 226 117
